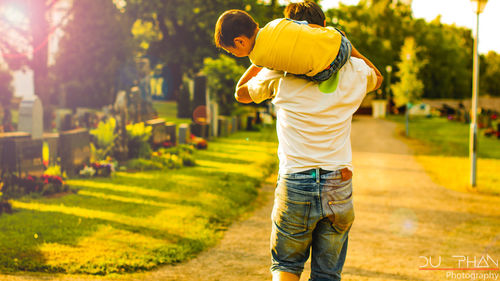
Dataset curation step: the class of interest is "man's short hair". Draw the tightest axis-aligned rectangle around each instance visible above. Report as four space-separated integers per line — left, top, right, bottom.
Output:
284 1 326 26
214 9 258 48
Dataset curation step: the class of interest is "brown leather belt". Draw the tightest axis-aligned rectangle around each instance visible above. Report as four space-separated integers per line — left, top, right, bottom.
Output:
298 168 352 181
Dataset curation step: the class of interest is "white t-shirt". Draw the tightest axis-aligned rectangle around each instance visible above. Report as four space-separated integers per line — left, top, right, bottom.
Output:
246 57 377 174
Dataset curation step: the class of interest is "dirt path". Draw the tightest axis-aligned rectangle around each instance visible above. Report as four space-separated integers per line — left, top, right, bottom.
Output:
2 117 500 281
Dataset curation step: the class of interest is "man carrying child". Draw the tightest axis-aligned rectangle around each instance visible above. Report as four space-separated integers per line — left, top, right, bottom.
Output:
215 1 383 280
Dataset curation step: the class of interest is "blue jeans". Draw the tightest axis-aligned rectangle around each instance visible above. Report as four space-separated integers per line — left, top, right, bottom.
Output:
271 168 355 281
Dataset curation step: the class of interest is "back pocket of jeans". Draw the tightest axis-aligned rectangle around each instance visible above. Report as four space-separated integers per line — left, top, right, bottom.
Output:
323 180 355 233
272 196 311 235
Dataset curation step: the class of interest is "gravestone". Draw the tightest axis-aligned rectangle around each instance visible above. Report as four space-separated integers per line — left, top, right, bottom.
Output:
193 75 207 112
255 111 262 124
54 109 73 131
16 139 44 176
0 132 31 174
190 123 209 139
178 123 190 144
218 116 229 137
231 116 238 133
59 128 90 177
145 118 168 148
209 102 219 138
192 75 209 125
246 115 254 131
165 122 177 146
0 133 44 176
18 96 43 139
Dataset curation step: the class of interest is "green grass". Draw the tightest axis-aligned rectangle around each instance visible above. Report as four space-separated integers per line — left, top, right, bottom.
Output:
0 127 278 275
387 115 500 159
388 115 500 194
152 101 191 125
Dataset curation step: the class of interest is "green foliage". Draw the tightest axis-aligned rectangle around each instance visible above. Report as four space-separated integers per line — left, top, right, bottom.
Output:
131 19 163 55
482 51 500 96
124 0 282 100
126 144 196 171
325 1 474 99
125 158 164 171
126 122 152 159
388 115 500 159
0 67 13 106
52 0 134 108
90 118 117 161
414 20 472 99
43 165 63 177
159 144 197 167
391 37 425 106
90 118 117 148
203 55 246 115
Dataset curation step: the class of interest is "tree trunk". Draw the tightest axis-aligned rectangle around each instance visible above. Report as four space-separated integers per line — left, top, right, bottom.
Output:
29 0 50 105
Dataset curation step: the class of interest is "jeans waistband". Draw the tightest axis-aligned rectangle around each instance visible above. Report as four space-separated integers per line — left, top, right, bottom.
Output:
279 167 352 183
280 168 342 181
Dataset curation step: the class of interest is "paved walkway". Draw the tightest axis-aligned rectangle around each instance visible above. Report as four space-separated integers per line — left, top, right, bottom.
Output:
2 117 500 281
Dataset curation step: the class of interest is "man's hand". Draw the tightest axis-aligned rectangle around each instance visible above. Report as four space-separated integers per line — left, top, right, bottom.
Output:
235 85 253 103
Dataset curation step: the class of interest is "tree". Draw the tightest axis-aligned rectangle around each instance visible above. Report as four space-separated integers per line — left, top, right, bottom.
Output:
413 18 472 99
325 1 474 100
52 0 134 109
325 0 413 97
392 37 425 136
392 37 425 106
0 67 13 106
482 51 500 97
0 0 53 105
203 55 245 115
124 0 282 102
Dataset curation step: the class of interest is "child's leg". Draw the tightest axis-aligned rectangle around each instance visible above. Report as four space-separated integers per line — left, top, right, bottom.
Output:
310 31 352 82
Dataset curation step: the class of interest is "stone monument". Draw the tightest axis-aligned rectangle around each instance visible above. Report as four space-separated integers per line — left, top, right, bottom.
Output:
18 96 43 139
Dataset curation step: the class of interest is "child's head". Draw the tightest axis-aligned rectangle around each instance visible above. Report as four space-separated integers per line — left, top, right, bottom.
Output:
284 1 326 27
214 9 258 57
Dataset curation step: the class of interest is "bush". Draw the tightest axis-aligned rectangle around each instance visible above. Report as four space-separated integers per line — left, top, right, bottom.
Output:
0 174 68 199
125 158 164 171
159 144 196 166
124 144 197 171
126 122 152 159
90 117 117 160
203 55 245 115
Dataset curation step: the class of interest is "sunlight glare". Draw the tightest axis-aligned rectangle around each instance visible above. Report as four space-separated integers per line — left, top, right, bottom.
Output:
1 5 27 26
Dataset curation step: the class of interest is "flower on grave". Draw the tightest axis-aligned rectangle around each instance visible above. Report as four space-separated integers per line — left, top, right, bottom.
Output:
79 165 96 177
190 134 207 149
162 141 174 148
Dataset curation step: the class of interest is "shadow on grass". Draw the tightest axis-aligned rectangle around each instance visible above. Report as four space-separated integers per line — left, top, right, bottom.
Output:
0 208 212 274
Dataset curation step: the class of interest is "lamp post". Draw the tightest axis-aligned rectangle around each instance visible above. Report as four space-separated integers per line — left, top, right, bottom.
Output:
470 0 488 187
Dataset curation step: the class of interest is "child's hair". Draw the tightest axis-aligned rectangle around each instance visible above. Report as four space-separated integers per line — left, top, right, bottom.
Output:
284 1 325 26
214 9 258 48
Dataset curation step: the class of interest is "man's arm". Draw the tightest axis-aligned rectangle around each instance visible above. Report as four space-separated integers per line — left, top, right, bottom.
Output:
237 64 262 88
334 28 383 91
235 64 263 103
351 46 383 91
